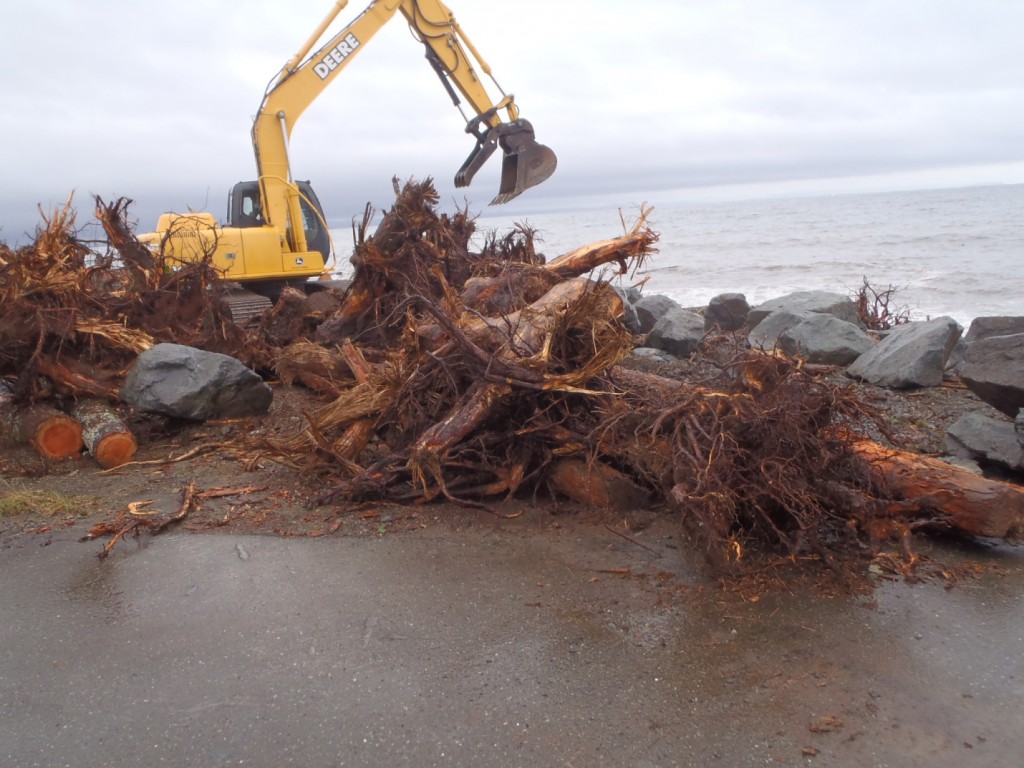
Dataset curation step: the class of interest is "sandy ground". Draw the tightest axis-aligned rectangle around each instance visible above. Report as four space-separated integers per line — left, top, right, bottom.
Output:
2 506 1023 767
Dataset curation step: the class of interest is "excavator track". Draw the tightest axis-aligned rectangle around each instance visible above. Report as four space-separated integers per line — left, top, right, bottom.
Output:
221 286 274 324
219 279 352 324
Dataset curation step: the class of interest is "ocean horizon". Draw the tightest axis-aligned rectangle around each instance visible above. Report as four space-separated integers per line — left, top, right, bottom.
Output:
466 182 1024 330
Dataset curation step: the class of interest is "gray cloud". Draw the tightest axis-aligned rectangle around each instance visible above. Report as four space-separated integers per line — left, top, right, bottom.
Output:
2 0 1022 243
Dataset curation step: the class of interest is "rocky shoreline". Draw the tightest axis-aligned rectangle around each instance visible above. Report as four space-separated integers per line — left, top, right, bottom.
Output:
617 287 1024 478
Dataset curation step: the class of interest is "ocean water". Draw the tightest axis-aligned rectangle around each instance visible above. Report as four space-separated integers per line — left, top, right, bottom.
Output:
473 184 1024 330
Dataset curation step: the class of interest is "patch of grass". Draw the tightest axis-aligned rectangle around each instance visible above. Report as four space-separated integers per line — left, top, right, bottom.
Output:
0 486 82 518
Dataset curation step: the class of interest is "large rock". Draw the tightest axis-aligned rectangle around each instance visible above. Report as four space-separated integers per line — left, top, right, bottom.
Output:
964 316 1024 344
122 343 273 421
747 291 860 328
748 310 873 365
846 317 962 388
647 308 706 357
944 412 1024 471
947 316 1024 376
747 310 812 351
704 293 749 332
634 294 683 334
960 333 1024 417
778 314 875 366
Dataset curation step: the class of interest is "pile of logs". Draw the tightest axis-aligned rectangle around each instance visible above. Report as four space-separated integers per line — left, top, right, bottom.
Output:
2 180 1023 572
0 382 137 468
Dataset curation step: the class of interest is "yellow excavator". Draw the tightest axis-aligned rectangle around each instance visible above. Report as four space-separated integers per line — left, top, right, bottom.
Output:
142 0 556 316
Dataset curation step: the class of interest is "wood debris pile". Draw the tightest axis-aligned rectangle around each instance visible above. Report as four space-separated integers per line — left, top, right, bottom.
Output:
3 180 1023 572
0 196 243 399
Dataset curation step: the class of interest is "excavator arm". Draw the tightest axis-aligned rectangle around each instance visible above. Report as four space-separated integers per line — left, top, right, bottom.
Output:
254 0 556 252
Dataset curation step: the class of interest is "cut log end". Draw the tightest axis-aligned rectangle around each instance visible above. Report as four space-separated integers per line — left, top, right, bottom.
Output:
31 416 84 459
92 432 139 469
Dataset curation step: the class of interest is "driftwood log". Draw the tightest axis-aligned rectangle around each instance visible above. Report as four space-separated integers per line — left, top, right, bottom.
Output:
853 439 1024 539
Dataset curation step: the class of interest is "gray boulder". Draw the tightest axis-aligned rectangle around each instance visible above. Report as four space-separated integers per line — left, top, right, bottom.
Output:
959 333 1024 417
122 343 273 421
704 293 749 332
647 308 706 357
747 290 860 328
1017 409 1024 446
634 294 683 334
749 310 874 365
778 314 875 366
964 316 1024 343
748 310 812 351
944 412 1024 471
846 316 962 388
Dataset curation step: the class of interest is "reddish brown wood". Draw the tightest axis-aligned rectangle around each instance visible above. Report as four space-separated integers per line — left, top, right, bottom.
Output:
5 399 84 459
851 439 1024 540
71 399 137 468
547 458 651 510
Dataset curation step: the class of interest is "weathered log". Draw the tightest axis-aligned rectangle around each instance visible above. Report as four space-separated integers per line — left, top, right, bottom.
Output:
460 270 561 316
0 383 83 458
36 356 121 399
543 220 654 279
70 399 138 469
443 277 624 373
408 380 511 496
852 439 1024 540
275 341 353 395
546 458 651 510
459 220 655 316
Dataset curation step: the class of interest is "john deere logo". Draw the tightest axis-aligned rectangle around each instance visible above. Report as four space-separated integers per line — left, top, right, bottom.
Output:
313 34 360 79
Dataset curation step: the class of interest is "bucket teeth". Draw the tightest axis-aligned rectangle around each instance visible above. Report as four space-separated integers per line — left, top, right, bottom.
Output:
491 141 558 205
454 119 556 203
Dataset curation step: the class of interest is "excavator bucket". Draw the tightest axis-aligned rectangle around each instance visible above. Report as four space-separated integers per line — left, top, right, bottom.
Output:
492 140 558 205
455 119 557 205
492 120 557 205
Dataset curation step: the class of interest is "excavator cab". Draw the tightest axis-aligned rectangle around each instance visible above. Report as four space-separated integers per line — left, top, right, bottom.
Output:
228 180 332 262
455 118 557 205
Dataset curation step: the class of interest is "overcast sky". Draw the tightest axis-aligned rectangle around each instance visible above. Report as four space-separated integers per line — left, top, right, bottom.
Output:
2 0 1022 242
